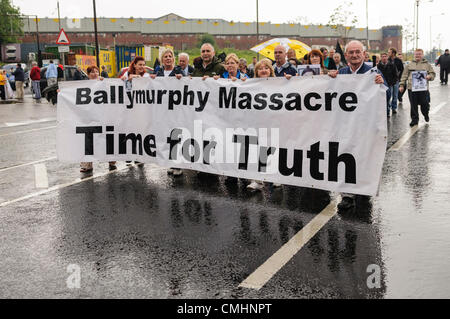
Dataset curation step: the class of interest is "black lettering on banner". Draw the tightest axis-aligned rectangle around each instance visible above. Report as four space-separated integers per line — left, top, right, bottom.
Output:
157 90 167 104
76 126 102 155
253 93 268 110
238 93 252 110
135 90 146 104
183 85 195 105
146 90 155 104
93 90 107 104
203 140 217 165
119 133 143 155
182 138 200 163
76 88 91 104
196 91 209 112
167 128 183 160
269 93 283 110
219 87 236 109
325 92 338 111
285 93 301 111
307 141 325 180
126 91 134 109
106 126 114 154
278 148 303 177
233 134 258 170
328 142 356 184
110 86 116 103
143 135 157 157
304 92 322 111
258 146 276 172
168 90 182 110
339 92 358 111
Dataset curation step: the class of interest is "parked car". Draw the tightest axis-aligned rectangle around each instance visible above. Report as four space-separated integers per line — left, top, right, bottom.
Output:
1 63 30 89
37 65 88 93
118 66 153 78
38 65 88 104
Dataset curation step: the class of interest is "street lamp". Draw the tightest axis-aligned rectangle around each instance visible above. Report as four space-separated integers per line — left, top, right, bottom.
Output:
414 0 433 49
93 0 100 68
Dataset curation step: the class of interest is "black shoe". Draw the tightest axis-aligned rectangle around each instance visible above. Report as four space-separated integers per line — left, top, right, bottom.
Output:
392 109 397 114
424 114 429 122
338 196 355 211
409 121 418 127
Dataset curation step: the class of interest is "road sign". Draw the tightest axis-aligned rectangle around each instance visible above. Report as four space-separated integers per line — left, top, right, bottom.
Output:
58 46 70 53
56 29 71 45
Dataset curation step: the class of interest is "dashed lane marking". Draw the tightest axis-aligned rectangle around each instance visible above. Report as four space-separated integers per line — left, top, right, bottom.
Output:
34 163 49 189
0 125 56 137
0 163 160 208
0 157 57 173
390 102 446 151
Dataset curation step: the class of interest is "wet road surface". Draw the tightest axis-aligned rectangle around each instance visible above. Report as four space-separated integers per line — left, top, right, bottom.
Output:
0 81 449 298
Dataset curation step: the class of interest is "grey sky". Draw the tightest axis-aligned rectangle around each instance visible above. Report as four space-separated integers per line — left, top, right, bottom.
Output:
13 0 450 51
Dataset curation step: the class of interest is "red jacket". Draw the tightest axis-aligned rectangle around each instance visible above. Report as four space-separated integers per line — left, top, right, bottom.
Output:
30 66 41 81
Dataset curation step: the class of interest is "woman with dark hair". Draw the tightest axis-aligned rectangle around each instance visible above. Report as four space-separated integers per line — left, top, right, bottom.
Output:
80 65 117 173
121 56 150 166
307 49 328 74
121 56 149 81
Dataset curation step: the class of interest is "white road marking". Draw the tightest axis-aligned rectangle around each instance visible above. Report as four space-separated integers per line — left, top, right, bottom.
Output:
390 102 447 151
0 157 57 173
2 118 56 128
239 196 340 290
430 102 447 115
239 100 448 290
34 164 49 189
0 163 160 208
0 125 56 137
389 124 422 151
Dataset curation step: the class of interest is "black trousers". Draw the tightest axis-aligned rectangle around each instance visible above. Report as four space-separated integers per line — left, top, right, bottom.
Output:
408 90 430 123
440 67 449 83
0 85 6 100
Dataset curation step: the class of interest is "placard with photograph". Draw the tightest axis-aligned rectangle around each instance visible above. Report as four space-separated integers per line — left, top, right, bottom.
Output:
411 71 428 92
298 64 321 76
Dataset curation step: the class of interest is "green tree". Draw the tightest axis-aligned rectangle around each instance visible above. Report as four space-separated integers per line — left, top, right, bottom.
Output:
327 1 358 44
197 33 216 49
0 0 23 44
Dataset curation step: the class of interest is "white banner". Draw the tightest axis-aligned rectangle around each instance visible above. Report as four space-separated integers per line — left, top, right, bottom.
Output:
57 75 387 196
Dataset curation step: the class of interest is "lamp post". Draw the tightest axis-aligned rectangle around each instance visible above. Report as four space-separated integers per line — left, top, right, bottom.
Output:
414 0 434 49
256 0 259 60
366 0 370 50
93 0 100 68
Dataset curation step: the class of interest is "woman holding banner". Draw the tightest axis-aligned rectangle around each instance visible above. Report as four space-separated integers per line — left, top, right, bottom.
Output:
246 58 285 191
121 56 150 166
80 66 117 173
150 48 183 78
151 48 184 176
307 49 328 75
220 53 249 80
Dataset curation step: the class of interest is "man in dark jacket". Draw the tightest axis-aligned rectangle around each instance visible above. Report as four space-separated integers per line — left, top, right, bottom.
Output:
378 52 398 116
175 52 194 76
12 64 25 101
436 49 450 84
273 45 297 77
388 47 404 106
192 43 225 77
74 66 84 80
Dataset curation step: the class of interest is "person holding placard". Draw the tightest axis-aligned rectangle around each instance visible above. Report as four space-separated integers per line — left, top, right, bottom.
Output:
399 49 436 127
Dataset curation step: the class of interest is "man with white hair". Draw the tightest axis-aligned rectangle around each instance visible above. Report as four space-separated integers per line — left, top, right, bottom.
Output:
176 52 194 76
328 40 386 211
273 45 297 77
